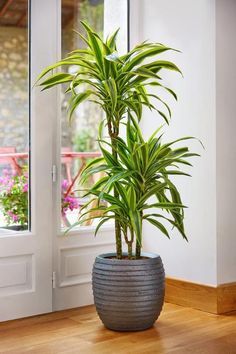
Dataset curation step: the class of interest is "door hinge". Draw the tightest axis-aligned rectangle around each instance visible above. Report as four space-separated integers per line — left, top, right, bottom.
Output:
52 165 57 182
52 271 56 289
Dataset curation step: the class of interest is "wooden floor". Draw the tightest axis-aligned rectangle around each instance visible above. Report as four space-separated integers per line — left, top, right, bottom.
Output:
0 303 235 354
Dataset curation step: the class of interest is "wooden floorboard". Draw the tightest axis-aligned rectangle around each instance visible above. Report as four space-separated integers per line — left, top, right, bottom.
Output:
0 303 235 354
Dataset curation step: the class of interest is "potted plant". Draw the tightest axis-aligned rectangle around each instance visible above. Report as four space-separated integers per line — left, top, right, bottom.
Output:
37 22 198 331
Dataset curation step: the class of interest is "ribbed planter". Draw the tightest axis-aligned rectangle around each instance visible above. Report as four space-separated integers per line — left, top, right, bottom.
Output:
92 252 165 331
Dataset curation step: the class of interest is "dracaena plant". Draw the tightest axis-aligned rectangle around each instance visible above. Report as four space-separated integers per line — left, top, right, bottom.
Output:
37 21 184 259
76 115 198 259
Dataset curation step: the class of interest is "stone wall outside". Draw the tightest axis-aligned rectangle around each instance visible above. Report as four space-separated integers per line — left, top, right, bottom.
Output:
0 0 104 154
0 26 28 152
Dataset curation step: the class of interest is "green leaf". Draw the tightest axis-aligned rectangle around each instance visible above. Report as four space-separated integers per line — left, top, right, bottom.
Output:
147 124 165 143
68 90 93 122
129 209 142 245
148 94 172 118
81 21 105 75
39 73 73 89
103 78 117 112
114 182 129 207
127 186 136 211
161 170 191 177
101 171 134 195
100 146 118 166
35 60 78 84
157 110 169 124
123 46 175 71
107 28 120 50
148 60 182 75
91 176 110 190
142 202 187 210
145 217 170 238
95 217 114 236
132 67 162 79
137 182 167 207
81 164 110 184
82 157 104 173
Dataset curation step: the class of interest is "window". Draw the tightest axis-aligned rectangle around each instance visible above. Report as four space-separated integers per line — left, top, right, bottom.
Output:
0 0 29 232
61 0 105 228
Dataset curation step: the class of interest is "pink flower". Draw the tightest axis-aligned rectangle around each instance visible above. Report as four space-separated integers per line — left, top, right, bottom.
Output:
61 194 79 215
23 183 28 192
12 214 19 222
7 211 19 223
0 175 10 185
3 169 9 176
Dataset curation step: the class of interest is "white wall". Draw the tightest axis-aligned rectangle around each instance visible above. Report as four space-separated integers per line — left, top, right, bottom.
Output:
130 0 218 285
216 0 236 284
130 0 236 286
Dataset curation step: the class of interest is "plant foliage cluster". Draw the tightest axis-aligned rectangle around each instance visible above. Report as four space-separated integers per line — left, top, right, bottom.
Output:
37 22 199 259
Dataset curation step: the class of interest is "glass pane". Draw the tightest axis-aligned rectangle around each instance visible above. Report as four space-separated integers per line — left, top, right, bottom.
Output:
0 1 29 232
61 0 104 228
61 0 128 227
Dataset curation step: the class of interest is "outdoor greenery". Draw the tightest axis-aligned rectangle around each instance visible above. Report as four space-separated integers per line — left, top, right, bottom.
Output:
0 168 28 226
73 130 96 152
37 22 198 259
0 169 79 228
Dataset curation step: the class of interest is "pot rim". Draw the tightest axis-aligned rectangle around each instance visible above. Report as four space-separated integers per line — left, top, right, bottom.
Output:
96 252 161 262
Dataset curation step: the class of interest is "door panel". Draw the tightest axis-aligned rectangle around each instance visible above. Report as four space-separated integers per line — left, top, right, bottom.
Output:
53 227 116 311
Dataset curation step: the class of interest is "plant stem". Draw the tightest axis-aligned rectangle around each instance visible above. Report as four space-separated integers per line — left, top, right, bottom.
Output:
115 217 122 259
128 242 133 259
135 211 143 259
108 118 122 259
135 242 141 259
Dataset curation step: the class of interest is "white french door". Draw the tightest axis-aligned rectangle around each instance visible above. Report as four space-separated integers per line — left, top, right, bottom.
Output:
52 0 128 311
0 0 57 321
0 0 128 321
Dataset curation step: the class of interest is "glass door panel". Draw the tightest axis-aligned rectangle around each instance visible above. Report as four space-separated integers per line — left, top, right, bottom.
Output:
0 0 29 232
61 0 104 229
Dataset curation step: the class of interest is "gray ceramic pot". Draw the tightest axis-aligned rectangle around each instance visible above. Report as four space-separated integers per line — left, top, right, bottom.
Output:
92 252 165 331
